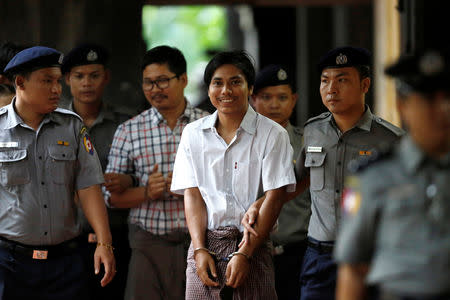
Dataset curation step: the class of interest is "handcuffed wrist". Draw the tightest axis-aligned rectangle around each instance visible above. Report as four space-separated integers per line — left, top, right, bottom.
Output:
193 247 216 259
228 251 250 261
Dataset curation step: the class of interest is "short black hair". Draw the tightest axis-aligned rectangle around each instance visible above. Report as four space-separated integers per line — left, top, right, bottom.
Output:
0 83 15 96
141 45 187 76
204 50 255 87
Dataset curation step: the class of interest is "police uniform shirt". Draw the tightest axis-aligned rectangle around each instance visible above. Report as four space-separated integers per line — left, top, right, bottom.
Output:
271 122 311 245
335 135 450 295
64 101 132 171
0 99 104 245
296 105 404 241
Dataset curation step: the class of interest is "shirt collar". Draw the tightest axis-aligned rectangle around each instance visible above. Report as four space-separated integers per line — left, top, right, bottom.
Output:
4 97 59 129
150 99 193 124
329 104 373 132
69 100 115 126
200 105 257 135
399 135 427 174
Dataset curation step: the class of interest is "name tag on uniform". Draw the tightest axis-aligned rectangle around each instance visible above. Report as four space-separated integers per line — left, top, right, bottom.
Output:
307 146 322 153
0 142 18 148
32 250 48 260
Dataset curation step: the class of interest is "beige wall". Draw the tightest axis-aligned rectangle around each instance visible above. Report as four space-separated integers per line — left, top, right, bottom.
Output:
373 0 402 127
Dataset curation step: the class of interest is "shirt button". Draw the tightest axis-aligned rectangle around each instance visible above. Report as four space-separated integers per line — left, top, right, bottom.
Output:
41 182 45 185
38 156 42 160
44 232 48 235
226 169 229 173
337 161 341 166
335 189 340 193
44 204 47 208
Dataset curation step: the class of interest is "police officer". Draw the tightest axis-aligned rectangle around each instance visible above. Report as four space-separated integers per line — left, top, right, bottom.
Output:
250 64 311 300
0 46 115 299
335 48 450 300
295 46 404 300
62 43 133 300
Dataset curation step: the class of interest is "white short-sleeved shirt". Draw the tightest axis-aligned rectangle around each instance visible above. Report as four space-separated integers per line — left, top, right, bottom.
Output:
171 105 296 231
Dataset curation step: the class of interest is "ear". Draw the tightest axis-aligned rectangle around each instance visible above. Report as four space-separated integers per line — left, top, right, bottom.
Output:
291 92 298 108
15 75 25 90
361 77 371 93
179 73 188 88
248 85 254 96
65 73 71 85
104 69 111 84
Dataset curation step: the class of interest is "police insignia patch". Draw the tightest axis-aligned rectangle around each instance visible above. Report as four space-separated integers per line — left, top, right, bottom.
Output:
336 53 348 65
277 69 287 80
87 50 98 62
83 133 94 155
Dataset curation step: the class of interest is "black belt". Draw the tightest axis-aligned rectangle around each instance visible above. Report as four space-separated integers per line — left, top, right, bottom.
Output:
0 236 83 260
307 239 334 254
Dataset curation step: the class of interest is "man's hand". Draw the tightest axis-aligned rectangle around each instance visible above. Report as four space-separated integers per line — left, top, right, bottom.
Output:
94 243 116 287
103 173 133 194
195 250 219 287
225 254 250 288
238 200 261 248
146 164 166 201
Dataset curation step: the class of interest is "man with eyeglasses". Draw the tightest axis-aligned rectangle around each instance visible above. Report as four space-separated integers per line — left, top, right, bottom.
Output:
105 45 209 300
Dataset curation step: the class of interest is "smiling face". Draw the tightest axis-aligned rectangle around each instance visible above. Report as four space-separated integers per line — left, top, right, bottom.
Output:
251 84 297 127
142 63 187 113
16 67 62 115
65 64 109 105
320 67 369 117
208 64 253 118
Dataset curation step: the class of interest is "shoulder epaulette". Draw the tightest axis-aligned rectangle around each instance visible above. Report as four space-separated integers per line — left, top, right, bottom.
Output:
374 117 405 136
347 143 395 173
53 107 83 121
0 106 7 115
304 112 331 127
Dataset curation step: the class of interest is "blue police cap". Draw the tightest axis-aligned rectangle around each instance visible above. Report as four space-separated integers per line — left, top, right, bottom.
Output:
317 46 371 73
385 48 450 94
62 43 109 74
3 46 63 75
254 64 295 94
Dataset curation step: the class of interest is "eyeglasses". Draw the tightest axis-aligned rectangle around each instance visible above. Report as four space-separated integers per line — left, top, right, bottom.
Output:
142 75 178 91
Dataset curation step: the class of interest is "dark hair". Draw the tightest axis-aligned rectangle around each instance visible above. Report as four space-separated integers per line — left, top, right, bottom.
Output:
0 42 26 78
354 65 371 79
203 50 255 87
141 45 187 76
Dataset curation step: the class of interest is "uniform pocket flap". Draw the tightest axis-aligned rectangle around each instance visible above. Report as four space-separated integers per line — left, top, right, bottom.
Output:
0 149 27 162
48 145 76 160
304 152 326 167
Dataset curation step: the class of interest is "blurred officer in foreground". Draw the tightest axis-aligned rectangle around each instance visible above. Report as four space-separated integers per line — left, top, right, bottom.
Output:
62 43 133 300
250 64 311 300
335 48 450 300
0 46 115 299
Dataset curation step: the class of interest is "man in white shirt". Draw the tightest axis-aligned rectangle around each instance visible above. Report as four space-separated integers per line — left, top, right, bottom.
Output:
171 50 296 299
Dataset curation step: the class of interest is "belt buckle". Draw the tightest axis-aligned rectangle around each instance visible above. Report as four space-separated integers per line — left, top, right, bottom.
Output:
32 250 48 260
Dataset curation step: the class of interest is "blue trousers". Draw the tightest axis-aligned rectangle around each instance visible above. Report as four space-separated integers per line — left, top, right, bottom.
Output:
299 239 337 300
0 246 90 300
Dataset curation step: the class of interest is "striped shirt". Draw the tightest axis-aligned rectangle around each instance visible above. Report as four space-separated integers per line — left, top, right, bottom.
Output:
105 102 209 235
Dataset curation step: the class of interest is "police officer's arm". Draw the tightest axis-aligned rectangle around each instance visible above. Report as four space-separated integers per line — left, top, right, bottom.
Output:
336 263 369 300
184 187 220 287
228 187 287 288
78 185 116 287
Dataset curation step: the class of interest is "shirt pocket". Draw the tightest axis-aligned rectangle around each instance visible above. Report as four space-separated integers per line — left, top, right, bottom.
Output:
0 149 30 186
48 145 76 185
304 152 326 191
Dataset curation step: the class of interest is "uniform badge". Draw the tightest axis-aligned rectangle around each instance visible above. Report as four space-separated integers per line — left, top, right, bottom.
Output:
83 134 94 155
277 68 287 81
57 140 69 146
87 50 98 62
307 146 322 153
341 176 361 216
336 53 348 65
359 150 372 156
